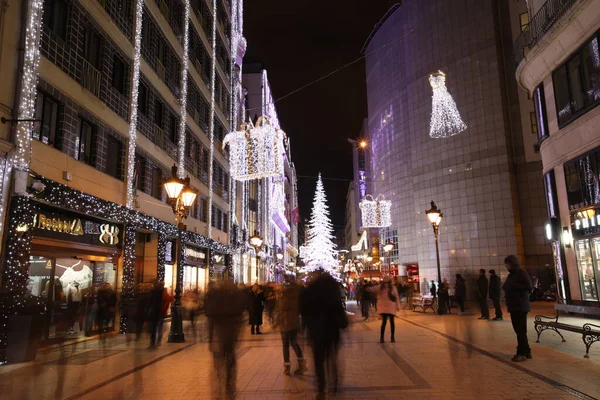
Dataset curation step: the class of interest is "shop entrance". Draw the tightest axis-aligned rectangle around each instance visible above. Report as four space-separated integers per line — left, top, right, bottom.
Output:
27 254 117 342
574 238 600 301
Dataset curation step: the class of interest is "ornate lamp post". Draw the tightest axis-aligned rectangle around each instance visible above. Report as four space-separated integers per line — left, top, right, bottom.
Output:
383 241 394 274
164 165 198 342
425 200 446 315
249 233 263 283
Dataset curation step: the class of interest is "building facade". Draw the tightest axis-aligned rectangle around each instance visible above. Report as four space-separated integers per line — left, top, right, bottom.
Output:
0 0 245 363
515 0 600 312
358 0 551 293
241 63 299 284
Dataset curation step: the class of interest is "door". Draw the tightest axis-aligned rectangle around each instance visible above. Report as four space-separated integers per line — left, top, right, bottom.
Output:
575 239 600 301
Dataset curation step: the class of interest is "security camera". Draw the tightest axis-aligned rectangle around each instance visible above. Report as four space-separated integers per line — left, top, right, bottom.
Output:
31 180 46 193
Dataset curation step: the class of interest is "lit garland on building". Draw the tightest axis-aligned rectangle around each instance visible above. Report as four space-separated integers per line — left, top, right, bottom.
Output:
157 233 167 281
223 118 286 181
120 224 136 333
429 70 467 139
14 0 44 169
177 0 191 179
125 0 145 208
207 0 217 238
359 195 392 228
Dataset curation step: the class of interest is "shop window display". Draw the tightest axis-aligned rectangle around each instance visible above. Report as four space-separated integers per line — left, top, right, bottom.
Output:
574 239 600 301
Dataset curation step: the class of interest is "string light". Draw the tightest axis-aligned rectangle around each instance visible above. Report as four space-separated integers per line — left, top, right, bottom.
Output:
0 159 8 235
429 70 467 139
177 0 191 179
14 0 44 169
207 0 217 238
359 195 392 228
125 0 144 208
300 174 339 280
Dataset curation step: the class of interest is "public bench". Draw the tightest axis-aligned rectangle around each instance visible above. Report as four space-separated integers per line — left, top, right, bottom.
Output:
534 313 600 358
412 295 435 313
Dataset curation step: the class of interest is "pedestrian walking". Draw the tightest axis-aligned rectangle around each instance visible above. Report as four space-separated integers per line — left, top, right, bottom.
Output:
476 269 490 320
438 278 450 313
96 282 117 335
488 269 503 320
248 283 265 334
147 280 172 349
205 281 246 398
359 281 370 321
430 280 437 299
367 276 400 343
301 270 348 399
502 255 533 362
455 274 466 314
349 282 355 300
278 278 307 376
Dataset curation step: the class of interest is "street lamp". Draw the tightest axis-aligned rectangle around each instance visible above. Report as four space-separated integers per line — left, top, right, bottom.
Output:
276 252 284 261
164 165 198 342
425 200 446 315
383 241 394 253
249 233 263 282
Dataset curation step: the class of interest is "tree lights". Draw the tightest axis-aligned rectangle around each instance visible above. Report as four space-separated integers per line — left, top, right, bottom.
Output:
359 195 392 228
223 117 286 181
429 70 467 139
207 0 217 238
300 174 339 279
177 0 191 179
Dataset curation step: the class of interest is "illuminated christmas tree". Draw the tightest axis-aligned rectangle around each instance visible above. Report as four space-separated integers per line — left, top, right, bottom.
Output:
300 174 339 278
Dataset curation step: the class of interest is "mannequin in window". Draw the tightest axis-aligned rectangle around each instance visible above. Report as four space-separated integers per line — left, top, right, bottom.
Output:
66 280 83 334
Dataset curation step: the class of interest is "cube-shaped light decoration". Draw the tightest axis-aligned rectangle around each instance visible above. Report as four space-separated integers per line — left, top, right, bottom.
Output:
359 195 392 228
223 116 286 181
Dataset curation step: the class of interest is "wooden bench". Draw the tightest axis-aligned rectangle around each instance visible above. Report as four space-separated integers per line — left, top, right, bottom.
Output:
534 313 600 358
412 295 435 313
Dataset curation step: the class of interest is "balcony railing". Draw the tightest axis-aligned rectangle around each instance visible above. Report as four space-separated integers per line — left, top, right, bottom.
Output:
82 60 101 98
158 0 169 21
156 60 166 81
513 0 578 65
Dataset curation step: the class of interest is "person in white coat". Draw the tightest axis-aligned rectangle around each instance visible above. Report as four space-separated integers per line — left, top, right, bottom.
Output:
367 276 400 343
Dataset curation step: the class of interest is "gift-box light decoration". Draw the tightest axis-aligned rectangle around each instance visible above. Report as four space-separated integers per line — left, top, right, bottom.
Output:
359 195 392 228
223 117 286 181
429 70 467 139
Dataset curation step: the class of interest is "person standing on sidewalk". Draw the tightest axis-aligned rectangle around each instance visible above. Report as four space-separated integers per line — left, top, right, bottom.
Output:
476 269 490 320
502 255 533 362
455 274 467 315
360 281 371 321
488 269 503 321
248 283 265 334
367 276 400 343
278 278 307 376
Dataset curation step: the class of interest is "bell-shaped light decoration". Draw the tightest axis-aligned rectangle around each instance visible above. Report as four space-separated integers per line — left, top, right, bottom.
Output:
359 195 392 228
223 116 286 181
429 70 467 139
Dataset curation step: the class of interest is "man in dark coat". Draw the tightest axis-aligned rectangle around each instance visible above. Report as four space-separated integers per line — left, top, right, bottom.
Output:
502 255 533 362
476 269 490 320
455 274 467 314
301 270 348 398
248 284 265 334
488 269 503 320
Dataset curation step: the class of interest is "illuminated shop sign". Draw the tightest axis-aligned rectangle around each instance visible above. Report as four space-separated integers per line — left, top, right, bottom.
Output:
185 247 206 265
32 212 121 246
571 209 600 237
34 214 84 235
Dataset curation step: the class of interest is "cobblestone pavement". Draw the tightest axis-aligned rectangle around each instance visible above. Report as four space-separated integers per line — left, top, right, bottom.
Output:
0 302 598 400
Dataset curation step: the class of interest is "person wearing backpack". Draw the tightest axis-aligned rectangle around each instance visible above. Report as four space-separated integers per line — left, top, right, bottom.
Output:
367 275 400 343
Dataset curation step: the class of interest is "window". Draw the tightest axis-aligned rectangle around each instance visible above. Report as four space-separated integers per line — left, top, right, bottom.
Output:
533 84 549 142
141 17 151 50
43 0 68 41
106 136 123 179
154 100 164 128
216 209 222 230
552 31 600 127
169 114 177 143
544 170 559 218
135 154 146 192
112 56 126 94
78 119 96 166
223 213 228 233
519 12 529 32
530 112 538 135
211 206 217 228
200 198 208 222
33 91 59 147
201 148 209 176
84 28 102 69
139 82 148 116
152 167 162 199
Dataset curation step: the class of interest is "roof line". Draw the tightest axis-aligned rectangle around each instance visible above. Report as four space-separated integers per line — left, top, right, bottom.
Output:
360 2 403 55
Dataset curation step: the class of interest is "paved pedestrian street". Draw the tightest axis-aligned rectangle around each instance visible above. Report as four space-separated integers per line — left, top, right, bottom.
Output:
0 303 598 400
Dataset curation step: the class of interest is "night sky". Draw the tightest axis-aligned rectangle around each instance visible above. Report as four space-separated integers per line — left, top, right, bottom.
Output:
244 1 393 230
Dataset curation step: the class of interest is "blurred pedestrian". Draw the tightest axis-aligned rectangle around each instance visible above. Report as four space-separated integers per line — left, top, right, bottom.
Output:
278 277 307 376
301 270 348 399
248 283 265 334
503 255 533 362
349 282 355 300
477 269 490 320
147 280 172 349
96 282 117 335
359 281 370 321
367 276 400 343
438 278 450 313
430 280 437 299
489 269 503 321
455 274 466 315
205 281 246 398
265 283 277 326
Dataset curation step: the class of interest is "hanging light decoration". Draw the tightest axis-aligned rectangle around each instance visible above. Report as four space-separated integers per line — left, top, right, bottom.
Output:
223 116 286 181
359 195 392 228
429 70 467 139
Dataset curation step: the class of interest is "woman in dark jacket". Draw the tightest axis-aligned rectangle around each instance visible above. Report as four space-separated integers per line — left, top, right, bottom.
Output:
455 274 467 314
248 284 265 334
